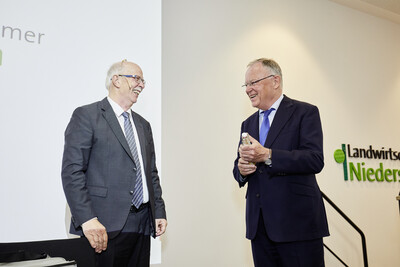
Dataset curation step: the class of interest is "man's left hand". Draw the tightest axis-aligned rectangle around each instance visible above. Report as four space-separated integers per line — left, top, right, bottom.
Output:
239 134 269 163
156 219 167 236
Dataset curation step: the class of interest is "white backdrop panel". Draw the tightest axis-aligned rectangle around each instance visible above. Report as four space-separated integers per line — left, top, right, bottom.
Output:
0 0 162 262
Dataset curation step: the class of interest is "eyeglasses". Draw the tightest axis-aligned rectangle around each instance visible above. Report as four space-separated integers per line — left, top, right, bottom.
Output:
242 74 275 88
119 75 146 86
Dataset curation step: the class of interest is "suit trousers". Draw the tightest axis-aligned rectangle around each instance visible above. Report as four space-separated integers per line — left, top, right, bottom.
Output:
251 212 325 267
95 204 151 267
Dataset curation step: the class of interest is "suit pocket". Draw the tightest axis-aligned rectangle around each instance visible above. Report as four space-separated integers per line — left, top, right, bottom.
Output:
289 183 317 217
290 183 317 197
87 185 108 197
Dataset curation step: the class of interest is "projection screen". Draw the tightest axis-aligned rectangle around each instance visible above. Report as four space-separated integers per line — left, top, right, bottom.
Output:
0 0 162 263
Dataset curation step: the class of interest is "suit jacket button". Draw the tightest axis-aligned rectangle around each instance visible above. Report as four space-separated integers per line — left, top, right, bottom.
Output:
130 191 134 195
133 167 137 171
256 193 260 198
258 170 263 174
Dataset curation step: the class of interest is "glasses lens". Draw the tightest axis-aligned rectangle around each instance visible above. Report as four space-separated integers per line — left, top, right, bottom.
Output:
133 76 145 85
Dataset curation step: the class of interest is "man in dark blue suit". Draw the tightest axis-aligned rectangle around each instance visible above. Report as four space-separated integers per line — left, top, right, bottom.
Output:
62 60 166 267
233 58 329 266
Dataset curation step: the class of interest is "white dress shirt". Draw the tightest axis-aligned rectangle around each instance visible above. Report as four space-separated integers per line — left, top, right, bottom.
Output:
107 97 149 203
258 94 284 131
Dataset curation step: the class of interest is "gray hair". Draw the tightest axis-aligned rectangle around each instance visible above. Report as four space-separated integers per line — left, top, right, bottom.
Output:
248 58 283 83
105 59 129 90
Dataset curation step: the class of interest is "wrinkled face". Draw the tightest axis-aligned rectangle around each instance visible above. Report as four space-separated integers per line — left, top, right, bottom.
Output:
118 63 145 105
244 62 280 110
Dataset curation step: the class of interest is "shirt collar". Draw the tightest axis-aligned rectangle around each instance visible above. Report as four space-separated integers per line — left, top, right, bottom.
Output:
259 94 284 115
107 96 131 117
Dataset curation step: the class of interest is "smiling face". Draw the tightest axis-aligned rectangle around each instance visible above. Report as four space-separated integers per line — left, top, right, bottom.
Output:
244 62 282 110
119 63 144 105
109 62 145 110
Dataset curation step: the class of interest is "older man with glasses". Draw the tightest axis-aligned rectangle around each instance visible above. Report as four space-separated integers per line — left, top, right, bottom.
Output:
62 59 167 267
233 58 329 267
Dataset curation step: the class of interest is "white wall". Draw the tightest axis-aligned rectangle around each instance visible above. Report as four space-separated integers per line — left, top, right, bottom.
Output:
1 0 399 266
160 0 400 266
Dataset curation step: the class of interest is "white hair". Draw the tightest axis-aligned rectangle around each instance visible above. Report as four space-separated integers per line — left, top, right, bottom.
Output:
248 58 283 86
105 60 129 90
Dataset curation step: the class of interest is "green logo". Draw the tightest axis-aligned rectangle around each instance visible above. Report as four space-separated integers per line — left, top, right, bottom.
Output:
334 144 348 180
334 144 400 183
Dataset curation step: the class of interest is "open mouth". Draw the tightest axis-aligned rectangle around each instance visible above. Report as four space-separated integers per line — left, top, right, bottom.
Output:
132 88 142 95
249 94 257 99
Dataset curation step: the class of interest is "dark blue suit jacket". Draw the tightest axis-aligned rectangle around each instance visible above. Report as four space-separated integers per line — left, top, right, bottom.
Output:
62 98 166 238
233 95 329 242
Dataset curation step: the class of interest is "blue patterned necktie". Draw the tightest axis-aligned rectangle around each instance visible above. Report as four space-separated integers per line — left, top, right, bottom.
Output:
122 112 143 208
259 108 275 146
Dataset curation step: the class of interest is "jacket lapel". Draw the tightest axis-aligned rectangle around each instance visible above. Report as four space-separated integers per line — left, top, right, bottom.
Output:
131 111 147 171
265 95 295 147
248 111 261 142
100 98 135 163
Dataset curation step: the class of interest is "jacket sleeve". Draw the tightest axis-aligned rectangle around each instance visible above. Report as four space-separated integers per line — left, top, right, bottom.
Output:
61 107 96 228
233 122 249 187
146 122 167 220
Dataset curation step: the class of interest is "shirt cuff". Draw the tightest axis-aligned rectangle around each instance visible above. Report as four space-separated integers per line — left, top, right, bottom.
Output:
238 174 247 183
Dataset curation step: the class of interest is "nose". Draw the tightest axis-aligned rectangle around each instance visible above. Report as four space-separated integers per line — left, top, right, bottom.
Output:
138 80 145 88
245 85 253 94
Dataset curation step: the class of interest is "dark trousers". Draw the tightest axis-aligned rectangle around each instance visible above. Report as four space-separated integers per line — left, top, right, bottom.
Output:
95 204 151 267
251 212 325 267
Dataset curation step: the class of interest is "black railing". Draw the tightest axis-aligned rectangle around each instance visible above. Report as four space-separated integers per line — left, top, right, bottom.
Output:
321 191 368 267
323 243 348 267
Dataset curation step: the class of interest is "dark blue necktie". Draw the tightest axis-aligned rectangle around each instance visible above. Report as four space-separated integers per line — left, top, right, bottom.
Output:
122 112 143 208
259 108 275 146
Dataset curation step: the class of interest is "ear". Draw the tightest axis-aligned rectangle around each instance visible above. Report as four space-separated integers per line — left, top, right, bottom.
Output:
111 75 121 89
273 75 281 90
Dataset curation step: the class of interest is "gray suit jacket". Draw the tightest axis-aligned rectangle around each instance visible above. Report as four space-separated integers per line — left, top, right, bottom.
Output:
62 97 166 238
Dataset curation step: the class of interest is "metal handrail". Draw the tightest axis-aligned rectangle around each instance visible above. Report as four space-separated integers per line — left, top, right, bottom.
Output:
321 191 368 267
323 243 349 266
